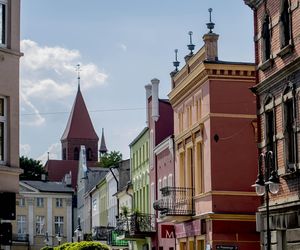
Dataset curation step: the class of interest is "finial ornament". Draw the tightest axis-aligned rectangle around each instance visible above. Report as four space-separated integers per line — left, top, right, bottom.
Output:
187 31 195 55
206 8 215 33
76 64 81 90
173 49 180 72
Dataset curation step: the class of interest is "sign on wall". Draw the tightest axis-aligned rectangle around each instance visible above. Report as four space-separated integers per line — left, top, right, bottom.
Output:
161 225 175 238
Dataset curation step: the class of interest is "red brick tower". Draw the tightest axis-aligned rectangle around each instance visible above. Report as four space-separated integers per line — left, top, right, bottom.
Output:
61 86 99 162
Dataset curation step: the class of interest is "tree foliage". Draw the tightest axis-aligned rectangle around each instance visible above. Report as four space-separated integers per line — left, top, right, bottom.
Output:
20 156 47 180
97 151 122 168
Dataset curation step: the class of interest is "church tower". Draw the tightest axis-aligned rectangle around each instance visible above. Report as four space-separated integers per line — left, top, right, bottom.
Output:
61 68 99 162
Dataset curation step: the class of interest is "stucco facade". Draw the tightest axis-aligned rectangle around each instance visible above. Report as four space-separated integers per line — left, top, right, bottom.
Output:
0 0 22 194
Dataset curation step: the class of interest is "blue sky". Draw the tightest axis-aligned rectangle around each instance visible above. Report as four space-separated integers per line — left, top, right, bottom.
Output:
20 0 254 162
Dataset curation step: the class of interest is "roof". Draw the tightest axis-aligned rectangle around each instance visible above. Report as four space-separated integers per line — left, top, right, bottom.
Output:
99 128 108 153
129 127 149 147
61 88 99 141
204 60 255 66
85 168 109 194
45 160 78 189
21 180 73 193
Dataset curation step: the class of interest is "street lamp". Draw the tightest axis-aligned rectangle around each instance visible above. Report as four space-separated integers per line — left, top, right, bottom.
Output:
74 217 82 242
56 226 62 245
252 151 280 250
44 231 49 246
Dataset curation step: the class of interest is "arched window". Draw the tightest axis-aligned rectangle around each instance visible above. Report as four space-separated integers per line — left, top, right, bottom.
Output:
62 148 66 160
264 94 275 153
74 147 79 160
279 0 291 48
262 14 271 61
86 148 93 161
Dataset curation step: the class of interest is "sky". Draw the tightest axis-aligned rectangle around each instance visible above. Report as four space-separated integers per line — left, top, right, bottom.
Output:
20 0 254 163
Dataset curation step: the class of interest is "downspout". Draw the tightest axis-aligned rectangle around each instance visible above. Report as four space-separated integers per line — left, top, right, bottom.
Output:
109 167 120 218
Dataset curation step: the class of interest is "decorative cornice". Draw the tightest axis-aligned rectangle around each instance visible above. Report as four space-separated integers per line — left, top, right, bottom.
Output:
244 0 264 9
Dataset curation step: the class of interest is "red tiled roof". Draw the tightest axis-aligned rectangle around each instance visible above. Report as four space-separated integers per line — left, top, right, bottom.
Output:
45 160 78 189
61 88 98 141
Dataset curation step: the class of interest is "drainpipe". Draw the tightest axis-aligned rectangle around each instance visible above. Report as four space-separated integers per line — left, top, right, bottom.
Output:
109 167 119 218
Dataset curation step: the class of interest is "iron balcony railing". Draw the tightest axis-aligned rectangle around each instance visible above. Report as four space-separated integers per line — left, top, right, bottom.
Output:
153 186 195 216
12 234 29 242
107 230 129 247
92 226 114 241
115 213 156 238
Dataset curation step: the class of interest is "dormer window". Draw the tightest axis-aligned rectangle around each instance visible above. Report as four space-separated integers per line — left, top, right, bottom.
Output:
262 14 271 62
279 0 291 49
0 0 7 46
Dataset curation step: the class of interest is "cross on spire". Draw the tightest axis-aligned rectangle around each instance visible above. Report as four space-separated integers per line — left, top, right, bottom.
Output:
76 64 81 90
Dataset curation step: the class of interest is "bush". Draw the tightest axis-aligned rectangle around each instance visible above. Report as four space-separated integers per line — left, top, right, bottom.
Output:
41 241 109 250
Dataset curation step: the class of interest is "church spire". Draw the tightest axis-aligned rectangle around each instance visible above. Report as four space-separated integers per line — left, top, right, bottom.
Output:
99 128 108 155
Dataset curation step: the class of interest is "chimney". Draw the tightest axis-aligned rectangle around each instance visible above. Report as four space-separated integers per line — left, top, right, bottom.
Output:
203 8 219 61
151 78 160 122
64 171 72 187
145 84 152 126
203 33 219 61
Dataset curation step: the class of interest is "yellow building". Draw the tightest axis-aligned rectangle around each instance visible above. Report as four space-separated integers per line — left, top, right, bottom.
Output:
12 180 73 250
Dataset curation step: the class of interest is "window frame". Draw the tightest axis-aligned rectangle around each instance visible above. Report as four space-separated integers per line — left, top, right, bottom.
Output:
36 197 44 208
0 0 7 47
261 13 272 62
19 197 25 207
0 96 7 164
56 198 63 208
279 0 292 49
54 216 64 235
36 216 45 235
17 215 27 235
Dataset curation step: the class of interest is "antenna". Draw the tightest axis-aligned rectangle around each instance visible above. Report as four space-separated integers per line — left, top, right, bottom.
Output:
187 31 195 55
206 8 215 33
173 49 180 72
76 64 81 90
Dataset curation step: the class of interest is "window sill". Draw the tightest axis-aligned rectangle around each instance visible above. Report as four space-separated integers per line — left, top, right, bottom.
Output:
258 58 274 71
281 167 299 180
277 43 294 58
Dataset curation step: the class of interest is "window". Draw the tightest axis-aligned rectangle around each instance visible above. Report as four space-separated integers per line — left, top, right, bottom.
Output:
17 215 26 234
158 179 162 199
196 99 202 121
74 147 79 160
0 97 7 163
62 148 66 160
178 111 184 132
86 148 92 161
279 0 291 48
168 174 173 187
56 198 63 208
54 216 64 235
262 14 271 61
0 1 6 46
283 87 296 169
36 197 44 207
162 176 167 188
36 216 45 235
92 199 97 211
265 109 275 153
19 198 25 207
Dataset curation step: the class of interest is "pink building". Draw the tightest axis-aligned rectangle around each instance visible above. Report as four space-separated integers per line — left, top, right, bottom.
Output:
146 79 175 250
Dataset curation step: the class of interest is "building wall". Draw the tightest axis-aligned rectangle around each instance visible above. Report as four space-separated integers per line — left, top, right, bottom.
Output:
0 0 22 193
106 170 118 227
99 181 108 227
13 190 73 250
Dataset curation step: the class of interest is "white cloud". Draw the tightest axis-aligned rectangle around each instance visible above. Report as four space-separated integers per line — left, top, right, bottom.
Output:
117 43 127 52
37 143 61 165
20 39 108 126
20 144 31 156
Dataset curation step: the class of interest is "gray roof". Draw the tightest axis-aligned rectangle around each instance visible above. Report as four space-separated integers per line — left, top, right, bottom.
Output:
85 168 109 193
22 180 74 193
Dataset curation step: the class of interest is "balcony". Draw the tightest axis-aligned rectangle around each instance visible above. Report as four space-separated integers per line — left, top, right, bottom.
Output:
12 234 29 243
115 213 156 239
153 187 195 216
92 226 114 241
107 230 128 247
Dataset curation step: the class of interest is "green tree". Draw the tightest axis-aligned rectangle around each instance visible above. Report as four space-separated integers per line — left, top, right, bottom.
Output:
20 156 47 180
97 151 122 168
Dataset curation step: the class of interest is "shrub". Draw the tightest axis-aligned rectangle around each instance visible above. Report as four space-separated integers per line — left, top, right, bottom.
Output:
41 241 109 250
40 247 54 250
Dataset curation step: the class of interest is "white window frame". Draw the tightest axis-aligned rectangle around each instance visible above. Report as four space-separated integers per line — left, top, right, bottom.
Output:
19 197 25 207
54 216 64 235
17 215 26 235
0 0 7 47
56 198 63 208
0 96 7 164
36 216 45 235
36 197 44 207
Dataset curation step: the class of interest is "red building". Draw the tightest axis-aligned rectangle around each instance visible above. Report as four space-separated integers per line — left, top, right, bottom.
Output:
154 16 260 250
145 79 175 250
245 0 300 248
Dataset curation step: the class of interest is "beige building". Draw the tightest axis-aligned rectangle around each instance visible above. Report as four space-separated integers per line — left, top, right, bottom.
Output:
12 181 73 250
0 0 22 191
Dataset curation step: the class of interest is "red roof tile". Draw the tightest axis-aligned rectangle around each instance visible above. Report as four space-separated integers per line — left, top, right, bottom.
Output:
61 88 98 141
